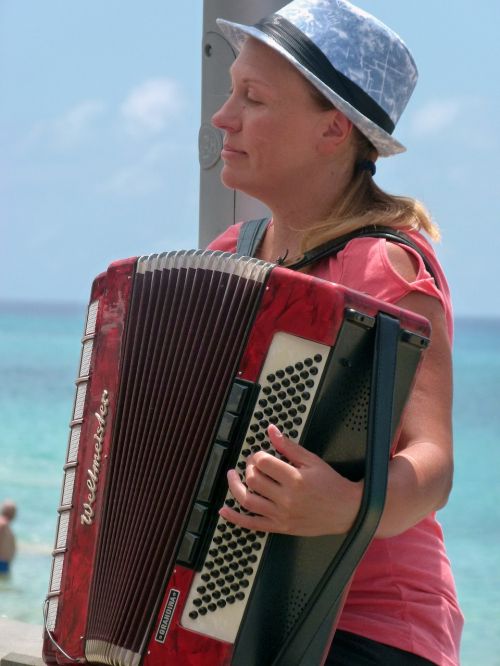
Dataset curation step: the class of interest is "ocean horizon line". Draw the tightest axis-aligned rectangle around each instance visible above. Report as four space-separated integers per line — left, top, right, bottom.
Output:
1 297 499 324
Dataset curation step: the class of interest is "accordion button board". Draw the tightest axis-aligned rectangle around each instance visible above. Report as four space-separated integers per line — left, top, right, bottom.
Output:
42 251 430 666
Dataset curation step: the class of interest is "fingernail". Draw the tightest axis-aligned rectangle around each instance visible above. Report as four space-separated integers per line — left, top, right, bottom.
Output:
268 424 282 437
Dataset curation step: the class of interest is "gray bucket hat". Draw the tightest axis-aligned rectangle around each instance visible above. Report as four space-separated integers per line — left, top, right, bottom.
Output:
217 0 418 157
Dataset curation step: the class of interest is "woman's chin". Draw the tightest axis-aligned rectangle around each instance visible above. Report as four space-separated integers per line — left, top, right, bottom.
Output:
220 168 248 193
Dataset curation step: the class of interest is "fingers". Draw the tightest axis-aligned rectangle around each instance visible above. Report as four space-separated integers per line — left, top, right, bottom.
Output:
225 469 274 516
262 424 316 467
219 469 276 531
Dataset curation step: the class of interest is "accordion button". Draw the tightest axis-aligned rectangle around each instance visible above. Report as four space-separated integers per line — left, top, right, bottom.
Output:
186 502 208 534
216 412 238 444
208 602 217 612
189 611 199 620
226 382 251 415
236 592 245 601
177 532 199 566
217 599 226 608
199 607 208 616
196 586 206 595
227 595 236 604
197 443 227 503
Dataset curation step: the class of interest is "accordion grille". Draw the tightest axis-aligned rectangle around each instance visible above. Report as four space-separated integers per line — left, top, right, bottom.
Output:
85 252 272 656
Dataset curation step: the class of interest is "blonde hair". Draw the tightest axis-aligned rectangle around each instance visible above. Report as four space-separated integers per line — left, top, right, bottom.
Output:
299 92 440 254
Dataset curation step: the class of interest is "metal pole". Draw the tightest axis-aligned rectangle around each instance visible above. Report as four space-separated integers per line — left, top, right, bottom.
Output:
198 0 288 248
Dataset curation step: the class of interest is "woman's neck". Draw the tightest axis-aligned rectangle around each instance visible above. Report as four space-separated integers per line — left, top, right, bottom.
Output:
257 161 353 263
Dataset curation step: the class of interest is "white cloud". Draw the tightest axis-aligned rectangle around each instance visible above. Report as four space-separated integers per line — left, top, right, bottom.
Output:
53 100 106 147
410 99 461 137
19 99 106 152
99 141 194 196
120 78 184 134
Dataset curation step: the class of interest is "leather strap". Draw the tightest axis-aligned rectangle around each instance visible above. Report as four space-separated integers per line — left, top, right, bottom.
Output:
236 217 270 257
236 219 439 289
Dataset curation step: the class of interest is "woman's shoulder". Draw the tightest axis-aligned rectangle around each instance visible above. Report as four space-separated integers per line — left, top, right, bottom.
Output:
206 222 244 253
336 231 451 313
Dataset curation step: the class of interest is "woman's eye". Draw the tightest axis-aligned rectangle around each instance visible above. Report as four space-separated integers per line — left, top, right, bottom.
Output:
246 92 262 104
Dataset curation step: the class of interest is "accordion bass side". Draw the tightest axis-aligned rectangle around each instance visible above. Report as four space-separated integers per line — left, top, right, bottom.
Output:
43 251 430 666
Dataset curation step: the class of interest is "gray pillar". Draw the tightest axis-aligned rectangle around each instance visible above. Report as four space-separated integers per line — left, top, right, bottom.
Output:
198 0 288 248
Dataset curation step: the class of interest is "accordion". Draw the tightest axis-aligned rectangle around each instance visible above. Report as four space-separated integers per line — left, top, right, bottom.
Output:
43 250 430 666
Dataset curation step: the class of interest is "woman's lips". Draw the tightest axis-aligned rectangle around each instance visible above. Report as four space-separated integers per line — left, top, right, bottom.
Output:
221 145 247 158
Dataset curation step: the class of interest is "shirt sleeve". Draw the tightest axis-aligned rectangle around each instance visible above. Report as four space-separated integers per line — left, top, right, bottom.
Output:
206 223 242 253
338 237 445 307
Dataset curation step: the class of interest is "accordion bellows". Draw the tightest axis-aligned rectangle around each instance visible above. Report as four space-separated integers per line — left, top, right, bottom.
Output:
43 251 430 666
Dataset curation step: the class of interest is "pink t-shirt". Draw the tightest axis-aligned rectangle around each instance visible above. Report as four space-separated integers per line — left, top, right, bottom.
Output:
208 222 464 666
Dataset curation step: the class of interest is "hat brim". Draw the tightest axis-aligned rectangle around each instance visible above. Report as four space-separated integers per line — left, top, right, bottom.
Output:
217 18 406 158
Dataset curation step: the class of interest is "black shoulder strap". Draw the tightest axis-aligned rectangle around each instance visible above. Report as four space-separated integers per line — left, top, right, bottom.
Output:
287 225 440 289
236 221 439 289
236 218 270 257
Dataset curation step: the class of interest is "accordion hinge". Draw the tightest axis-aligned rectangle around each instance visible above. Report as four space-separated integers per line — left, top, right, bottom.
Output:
43 599 84 663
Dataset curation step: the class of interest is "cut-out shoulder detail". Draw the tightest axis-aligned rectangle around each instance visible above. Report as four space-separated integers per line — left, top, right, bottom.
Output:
385 241 420 283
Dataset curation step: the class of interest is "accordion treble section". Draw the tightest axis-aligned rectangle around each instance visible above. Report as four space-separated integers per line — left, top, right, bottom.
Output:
43 250 430 666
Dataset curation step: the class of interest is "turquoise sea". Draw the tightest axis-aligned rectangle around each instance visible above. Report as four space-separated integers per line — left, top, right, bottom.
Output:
0 303 498 665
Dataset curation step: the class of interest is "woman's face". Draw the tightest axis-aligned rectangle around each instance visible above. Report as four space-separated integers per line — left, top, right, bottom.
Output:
212 38 330 203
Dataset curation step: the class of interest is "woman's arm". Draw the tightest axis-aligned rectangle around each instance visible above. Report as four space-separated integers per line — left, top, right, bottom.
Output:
374 289 453 537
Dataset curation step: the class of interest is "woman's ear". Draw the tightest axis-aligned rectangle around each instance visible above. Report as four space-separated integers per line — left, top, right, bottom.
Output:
317 109 353 155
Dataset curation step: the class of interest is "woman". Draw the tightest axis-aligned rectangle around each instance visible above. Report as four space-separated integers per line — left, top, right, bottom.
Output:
208 1 463 664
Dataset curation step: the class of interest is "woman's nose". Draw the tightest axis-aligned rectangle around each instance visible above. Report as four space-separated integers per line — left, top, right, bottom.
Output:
212 94 241 133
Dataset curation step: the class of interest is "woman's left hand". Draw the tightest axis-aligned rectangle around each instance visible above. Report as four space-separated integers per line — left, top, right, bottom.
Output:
219 424 362 536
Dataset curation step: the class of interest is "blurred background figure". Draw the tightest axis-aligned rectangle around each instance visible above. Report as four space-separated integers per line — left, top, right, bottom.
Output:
0 500 17 574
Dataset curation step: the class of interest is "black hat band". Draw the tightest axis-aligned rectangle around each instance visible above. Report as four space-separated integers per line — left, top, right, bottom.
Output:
254 14 395 135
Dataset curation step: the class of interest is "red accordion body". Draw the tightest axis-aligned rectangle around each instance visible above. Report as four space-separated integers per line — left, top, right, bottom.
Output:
43 251 429 666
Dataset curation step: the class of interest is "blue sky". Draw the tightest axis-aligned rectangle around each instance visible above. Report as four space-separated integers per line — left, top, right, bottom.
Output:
1 1 499 317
